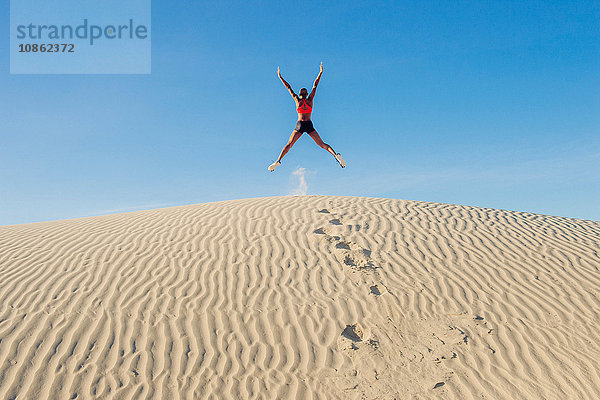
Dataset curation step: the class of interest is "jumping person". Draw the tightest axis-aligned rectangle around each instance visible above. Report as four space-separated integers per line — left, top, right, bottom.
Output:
268 62 345 171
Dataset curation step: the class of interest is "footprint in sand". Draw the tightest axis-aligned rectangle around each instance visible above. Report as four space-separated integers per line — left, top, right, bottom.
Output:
343 253 376 271
338 323 370 353
338 324 380 357
342 324 364 342
370 285 381 296
335 241 351 250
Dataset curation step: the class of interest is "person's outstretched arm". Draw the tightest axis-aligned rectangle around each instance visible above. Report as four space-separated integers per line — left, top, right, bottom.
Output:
278 67 298 100
308 62 323 100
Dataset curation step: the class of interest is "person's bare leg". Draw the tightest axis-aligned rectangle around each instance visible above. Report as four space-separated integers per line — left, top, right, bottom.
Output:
308 130 336 157
276 130 303 162
308 130 346 167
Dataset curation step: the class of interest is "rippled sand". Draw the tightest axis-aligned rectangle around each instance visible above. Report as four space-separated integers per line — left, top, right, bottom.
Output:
1 196 599 399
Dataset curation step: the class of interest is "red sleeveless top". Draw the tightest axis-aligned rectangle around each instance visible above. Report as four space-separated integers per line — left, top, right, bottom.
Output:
297 99 312 114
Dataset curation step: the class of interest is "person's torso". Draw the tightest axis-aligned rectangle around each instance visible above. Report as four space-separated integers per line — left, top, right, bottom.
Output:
296 98 313 120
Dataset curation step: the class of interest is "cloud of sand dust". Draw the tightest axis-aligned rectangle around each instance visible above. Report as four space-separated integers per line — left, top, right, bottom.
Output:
290 167 308 195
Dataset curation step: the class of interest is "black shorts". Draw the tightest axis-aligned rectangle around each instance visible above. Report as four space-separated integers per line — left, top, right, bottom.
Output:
295 120 315 133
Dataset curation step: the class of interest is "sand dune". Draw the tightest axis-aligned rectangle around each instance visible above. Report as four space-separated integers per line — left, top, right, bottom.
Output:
1 196 599 399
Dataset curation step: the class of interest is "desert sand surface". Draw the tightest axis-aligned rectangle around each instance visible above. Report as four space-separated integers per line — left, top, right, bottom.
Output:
1 195 599 399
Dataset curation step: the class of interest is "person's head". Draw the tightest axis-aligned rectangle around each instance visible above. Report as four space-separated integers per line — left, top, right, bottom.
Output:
299 88 308 99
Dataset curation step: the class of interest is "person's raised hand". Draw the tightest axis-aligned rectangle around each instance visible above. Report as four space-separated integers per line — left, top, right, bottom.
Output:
320 62 323 73
277 66 281 76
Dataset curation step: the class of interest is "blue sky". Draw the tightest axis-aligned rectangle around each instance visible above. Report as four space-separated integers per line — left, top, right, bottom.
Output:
1 0 599 225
